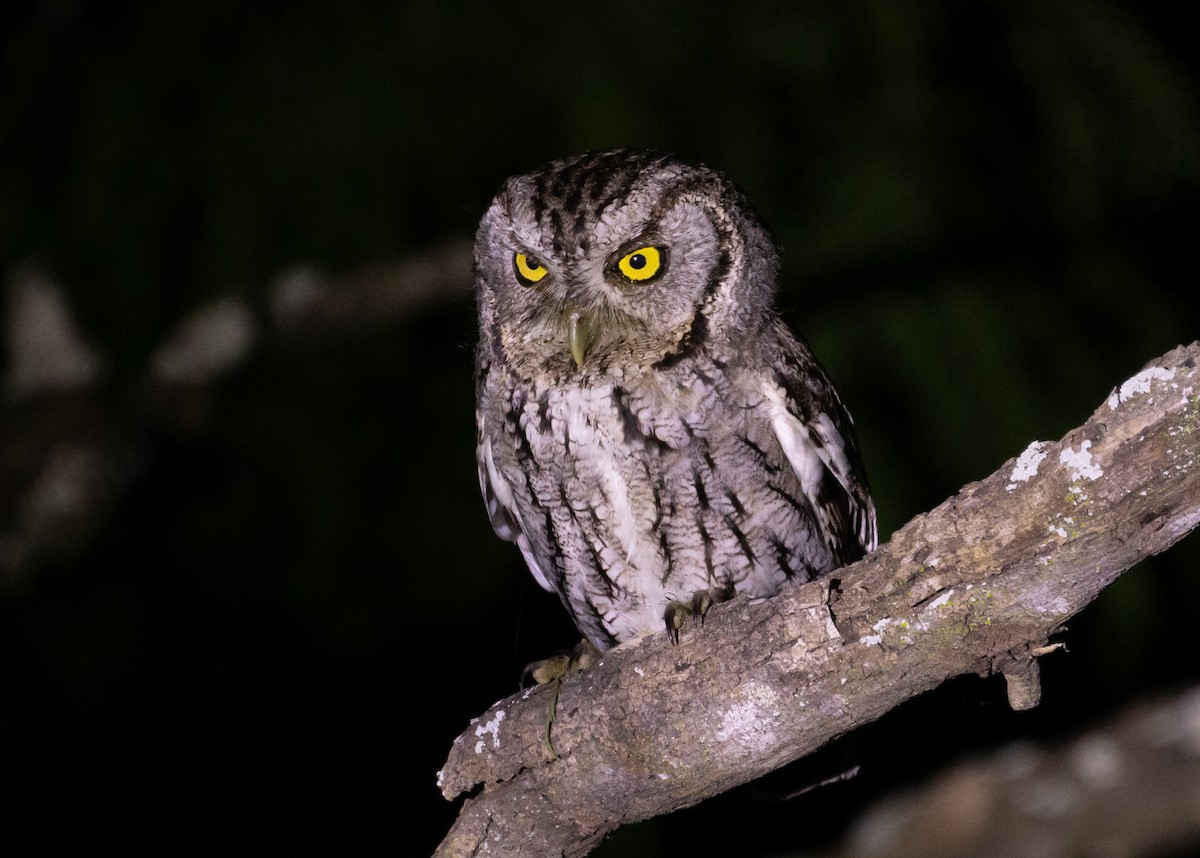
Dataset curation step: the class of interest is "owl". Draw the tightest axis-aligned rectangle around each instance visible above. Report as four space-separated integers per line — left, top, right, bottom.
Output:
474 149 876 654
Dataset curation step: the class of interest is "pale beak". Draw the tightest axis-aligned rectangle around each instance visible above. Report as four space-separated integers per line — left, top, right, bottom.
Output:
567 311 596 368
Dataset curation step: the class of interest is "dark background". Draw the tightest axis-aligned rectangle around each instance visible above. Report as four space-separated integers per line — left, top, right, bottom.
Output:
1 2 1198 855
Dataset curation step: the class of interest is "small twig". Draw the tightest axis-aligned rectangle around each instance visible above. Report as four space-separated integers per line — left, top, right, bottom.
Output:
779 764 862 801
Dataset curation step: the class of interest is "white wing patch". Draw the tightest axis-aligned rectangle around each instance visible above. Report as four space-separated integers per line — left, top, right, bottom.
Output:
478 438 515 540
763 384 839 495
763 381 878 553
479 437 555 593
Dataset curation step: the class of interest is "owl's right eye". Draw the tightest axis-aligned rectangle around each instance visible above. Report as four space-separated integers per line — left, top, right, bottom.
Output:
513 252 549 286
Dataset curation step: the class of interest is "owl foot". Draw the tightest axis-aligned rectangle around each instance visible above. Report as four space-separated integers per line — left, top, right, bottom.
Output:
521 638 600 686
664 587 731 644
523 653 571 686
522 639 600 761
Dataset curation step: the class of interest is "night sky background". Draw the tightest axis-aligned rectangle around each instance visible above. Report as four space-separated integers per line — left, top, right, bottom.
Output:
1 3 1198 855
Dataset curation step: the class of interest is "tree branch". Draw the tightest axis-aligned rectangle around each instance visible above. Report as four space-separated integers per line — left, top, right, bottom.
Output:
817 681 1200 857
1 244 473 581
435 341 1200 858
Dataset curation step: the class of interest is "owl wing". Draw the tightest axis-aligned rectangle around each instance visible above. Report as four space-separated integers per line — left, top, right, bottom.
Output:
761 341 878 563
477 434 557 594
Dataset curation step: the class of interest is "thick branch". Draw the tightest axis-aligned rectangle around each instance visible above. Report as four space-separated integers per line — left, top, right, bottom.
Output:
436 342 1200 857
821 682 1200 857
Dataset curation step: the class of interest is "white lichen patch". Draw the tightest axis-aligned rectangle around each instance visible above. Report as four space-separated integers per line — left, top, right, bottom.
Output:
1048 495 1092 539
1059 440 1103 482
474 709 506 755
1007 441 1048 491
1108 366 1176 410
715 682 782 756
1164 507 1200 543
927 590 954 610
1024 586 1070 616
859 617 898 646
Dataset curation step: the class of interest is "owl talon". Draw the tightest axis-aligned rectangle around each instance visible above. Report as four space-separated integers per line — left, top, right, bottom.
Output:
522 654 571 687
567 638 601 673
521 639 601 687
521 639 601 761
664 588 730 644
664 601 690 645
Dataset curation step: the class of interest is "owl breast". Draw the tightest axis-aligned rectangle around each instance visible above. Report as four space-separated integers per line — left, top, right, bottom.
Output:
484 359 838 650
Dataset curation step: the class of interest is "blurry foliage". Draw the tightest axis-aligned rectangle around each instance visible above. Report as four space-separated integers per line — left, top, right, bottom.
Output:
1 1 1198 855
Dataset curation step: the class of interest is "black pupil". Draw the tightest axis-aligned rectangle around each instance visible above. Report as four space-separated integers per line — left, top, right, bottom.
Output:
527 257 540 270
629 253 646 270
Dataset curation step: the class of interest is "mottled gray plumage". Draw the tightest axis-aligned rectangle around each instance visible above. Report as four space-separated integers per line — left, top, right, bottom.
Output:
475 149 876 652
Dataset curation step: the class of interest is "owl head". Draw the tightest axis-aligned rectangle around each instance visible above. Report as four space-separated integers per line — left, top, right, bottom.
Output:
474 149 781 380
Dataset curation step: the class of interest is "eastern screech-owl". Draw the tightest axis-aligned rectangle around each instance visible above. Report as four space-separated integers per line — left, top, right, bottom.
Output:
474 149 876 653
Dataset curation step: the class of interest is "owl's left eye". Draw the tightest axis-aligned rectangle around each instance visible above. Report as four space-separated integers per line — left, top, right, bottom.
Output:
513 252 549 286
616 246 666 283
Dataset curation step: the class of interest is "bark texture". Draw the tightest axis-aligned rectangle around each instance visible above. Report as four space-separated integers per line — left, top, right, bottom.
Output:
436 341 1200 857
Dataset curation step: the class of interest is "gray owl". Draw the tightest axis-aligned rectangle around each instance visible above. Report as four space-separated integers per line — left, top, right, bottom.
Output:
475 149 877 653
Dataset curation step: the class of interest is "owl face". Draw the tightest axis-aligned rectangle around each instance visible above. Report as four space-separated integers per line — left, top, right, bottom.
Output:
475 150 779 379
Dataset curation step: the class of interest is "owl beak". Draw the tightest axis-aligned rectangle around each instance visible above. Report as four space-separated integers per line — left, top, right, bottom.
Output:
567 311 596 368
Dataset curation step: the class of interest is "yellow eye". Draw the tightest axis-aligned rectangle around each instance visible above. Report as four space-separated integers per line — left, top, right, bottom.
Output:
616 246 665 283
513 252 549 286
